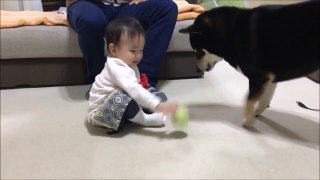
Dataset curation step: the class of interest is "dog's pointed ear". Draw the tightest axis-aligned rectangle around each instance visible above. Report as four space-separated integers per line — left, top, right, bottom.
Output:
179 25 201 35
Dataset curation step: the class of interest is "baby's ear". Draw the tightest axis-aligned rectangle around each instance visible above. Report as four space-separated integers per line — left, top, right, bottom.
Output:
108 43 116 55
179 25 201 35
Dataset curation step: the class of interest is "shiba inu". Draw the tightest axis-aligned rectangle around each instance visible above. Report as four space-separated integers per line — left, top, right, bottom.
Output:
179 0 320 127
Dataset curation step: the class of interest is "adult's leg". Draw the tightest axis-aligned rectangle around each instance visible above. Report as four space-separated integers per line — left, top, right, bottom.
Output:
143 84 167 114
67 1 109 83
116 0 178 86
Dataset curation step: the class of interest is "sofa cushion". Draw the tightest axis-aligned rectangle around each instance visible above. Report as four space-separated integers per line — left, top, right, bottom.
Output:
0 20 193 59
0 0 43 11
0 26 81 59
168 20 194 52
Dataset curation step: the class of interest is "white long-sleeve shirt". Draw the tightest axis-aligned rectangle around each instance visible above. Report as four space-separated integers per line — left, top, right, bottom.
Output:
88 57 161 115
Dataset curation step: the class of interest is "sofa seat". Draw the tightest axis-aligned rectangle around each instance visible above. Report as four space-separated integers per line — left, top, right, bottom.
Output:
1 20 194 59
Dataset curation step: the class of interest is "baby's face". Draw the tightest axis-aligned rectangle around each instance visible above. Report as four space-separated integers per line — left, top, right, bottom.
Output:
113 34 145 68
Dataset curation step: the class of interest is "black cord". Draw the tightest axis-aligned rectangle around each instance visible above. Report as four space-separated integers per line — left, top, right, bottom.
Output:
296 101 320 111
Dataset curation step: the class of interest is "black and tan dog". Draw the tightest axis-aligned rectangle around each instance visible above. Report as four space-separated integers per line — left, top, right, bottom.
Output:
179 0 320 128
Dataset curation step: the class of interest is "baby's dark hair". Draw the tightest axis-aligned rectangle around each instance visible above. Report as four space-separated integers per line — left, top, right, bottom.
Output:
105 17 145 52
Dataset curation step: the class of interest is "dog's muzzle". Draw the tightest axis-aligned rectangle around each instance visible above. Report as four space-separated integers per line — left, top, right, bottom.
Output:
195 49 223 72
205 63 215 71
196 62 215 72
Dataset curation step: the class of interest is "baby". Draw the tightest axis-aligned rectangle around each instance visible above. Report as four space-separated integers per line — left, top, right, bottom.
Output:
87 17 178 134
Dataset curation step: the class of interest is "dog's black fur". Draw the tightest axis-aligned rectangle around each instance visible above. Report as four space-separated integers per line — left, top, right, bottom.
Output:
180 0 320 127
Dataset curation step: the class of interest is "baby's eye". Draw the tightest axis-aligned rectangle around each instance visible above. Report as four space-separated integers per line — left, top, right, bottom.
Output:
130 50 136 53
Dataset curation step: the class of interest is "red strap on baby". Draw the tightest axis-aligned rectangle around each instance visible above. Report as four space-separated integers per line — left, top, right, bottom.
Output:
139 73 148 89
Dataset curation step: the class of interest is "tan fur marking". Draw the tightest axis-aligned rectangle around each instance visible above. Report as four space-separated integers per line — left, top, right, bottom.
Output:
243 73 275 127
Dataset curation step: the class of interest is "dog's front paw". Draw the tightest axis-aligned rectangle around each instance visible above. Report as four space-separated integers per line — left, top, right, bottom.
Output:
242 120 254 128
242 114 255 128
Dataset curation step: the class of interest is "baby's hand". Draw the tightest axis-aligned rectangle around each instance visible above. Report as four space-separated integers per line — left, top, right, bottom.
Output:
129 0 146 5
156 102 178 115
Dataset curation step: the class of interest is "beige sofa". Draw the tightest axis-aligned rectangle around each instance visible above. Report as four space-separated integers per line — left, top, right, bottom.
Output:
0 0 202 88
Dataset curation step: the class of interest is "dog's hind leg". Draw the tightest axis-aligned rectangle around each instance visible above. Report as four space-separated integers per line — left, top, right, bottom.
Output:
243 73 275 128
256 82 277 116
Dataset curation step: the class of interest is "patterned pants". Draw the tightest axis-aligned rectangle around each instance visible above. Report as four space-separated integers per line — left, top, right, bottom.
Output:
89 90 132 130
89 88 167 131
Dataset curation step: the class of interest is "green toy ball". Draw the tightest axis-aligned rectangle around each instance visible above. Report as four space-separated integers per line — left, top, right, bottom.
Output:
172 105 189 127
